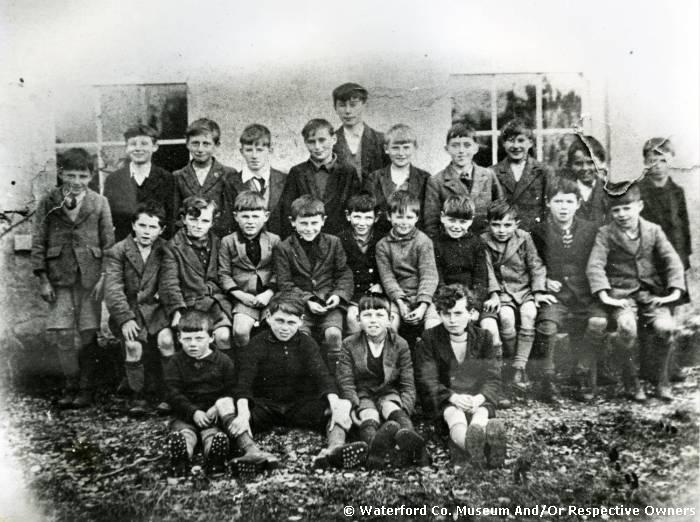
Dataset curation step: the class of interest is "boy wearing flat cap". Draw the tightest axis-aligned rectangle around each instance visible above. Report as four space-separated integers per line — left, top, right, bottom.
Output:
332 82 389 184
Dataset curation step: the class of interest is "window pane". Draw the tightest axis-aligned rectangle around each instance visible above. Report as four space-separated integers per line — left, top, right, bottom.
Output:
542 73 584 129
495 75 538 130
542 133 580 173
452 88 492 131
473 135 495 168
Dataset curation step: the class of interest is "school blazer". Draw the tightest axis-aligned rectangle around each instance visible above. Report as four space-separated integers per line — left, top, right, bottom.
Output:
586 217 687 301
424 163 504 239
228 168 287 236
480 228 547 304
159 229 228 316
103 164 176 241
362 164 431 231
104 235 168 335
336 330 416 413
173 159 238 237
414 323 500 419
334 125 390 183
490 157 555 231
31 188 115 289
218 230 280 294
273 232 354 303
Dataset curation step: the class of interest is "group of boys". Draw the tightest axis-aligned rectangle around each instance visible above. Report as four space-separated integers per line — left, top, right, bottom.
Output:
32 82 690 475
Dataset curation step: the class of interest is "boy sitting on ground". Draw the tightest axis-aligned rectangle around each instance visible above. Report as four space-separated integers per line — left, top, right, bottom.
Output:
336 294 428 469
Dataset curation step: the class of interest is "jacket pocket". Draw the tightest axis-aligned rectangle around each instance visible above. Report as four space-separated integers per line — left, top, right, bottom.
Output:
46 245 63 259
90 246 103 258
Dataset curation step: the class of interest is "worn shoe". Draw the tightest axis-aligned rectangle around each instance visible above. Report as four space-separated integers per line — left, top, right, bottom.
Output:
497 397 512 409
231 447 280 477
394 429 426 467
155 402 172 415
205 433 229 474
128 398 150 417
167 432 190 476
367 420 399 469
656 385 673 402
71 390 93 408
485 419 507 468
626 380 647 402
312 442 368 469
465 423 486 467
511 369 530 393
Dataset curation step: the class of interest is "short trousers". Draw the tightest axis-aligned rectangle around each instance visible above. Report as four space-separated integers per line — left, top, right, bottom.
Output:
537 301 607 327
46 285 100 332
301 308 344 335
358 392 402 414
232 301 265 322
170 418 222 441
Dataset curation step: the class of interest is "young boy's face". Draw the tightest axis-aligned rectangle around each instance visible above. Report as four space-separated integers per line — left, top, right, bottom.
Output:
183 204 215 239
291 214 325 242
304 128 336 164
240 142 271 172
59 169 94 195
346 210 376 237
488 215 518 242
389 209 419 237
385 140 415 168
610 200 644 231
440 213 472 239
234 209 269 239
178 328 214 359
439 297 471 336
334 97 366 127
267 309 302 342
126 135 158 165
503 134 533 162
570 150 598 185
132 213 164 247
187 132 217 167
445 136 479 168
358 308 390 339
644 150 672 179
547 192 581 225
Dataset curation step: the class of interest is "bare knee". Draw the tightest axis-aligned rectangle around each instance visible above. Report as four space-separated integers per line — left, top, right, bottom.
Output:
653 317 676 337
617 314 637 339
587 316 608 333
520 302 537 328
232 321 252 347
214 327 231 351
499 309 516 334
325 327 342 346
124 340 143 362
157 328 175 357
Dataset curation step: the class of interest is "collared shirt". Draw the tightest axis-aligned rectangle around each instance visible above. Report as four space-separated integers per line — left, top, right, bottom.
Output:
185 234 211 270
390 165 410 191
241 165 271 201
136 243 153 263
309 153 337 172
353 232 372 254
310 154 337 198
455 163 475 191
62 190 86 221
510 161 526 183
193 164 210 186
130 162 151 187
344 123 365 154
577 179 594 202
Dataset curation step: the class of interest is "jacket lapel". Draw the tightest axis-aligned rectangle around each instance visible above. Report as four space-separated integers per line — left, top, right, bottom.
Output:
181 164 201 195
141 238 164 286
377 166 395 200
233 232 254 269
443 165 469 196
268 169 286 210
494 160 516 195
311 233 331 272
609 223 642 256
501 231 527 264
139 166 163 194
434 326 455 365
407 166 423 197
124 235 145 275
300 163 321 199
381 331 399 382
289 235 312 275
72 190 99 226
201 160 224 193
173 229 206 277
511 158 540 202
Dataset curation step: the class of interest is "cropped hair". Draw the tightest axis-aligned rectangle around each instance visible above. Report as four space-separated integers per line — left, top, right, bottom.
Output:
131 200 167 227
185 118 221 145
500 118 534 142
180 195 219 219
290 195 325 219
566 134 606 165
357 294 391 315
268 294 305 318
434 284 476 313
345 192 378 214
124 124 159 143
446 122 477 143
606 181 641 206
442 195 475 220
387 190 421 215
332 82 369 104
233 190 267 212
643 137 675 158
239 123 272 147
547 177 582 201
57 148 94 173
486 199 519 222
384 124 417 146
301 119 334 140
177 309 213 334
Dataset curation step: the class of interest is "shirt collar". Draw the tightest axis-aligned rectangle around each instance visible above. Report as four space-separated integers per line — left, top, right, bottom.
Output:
310 153 337 171
241 164 271 184
345 123 365 139
130 162 151 177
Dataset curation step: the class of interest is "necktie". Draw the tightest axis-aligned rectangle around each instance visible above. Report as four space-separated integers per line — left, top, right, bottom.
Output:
562 228 573 248
253 177 266 195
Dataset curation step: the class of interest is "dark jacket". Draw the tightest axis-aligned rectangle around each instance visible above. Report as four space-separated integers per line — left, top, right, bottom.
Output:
31 188 114 289
639 176 691 270
586 217 687 302
228 168 287 236
333 125 389 184
234 331 337 404
481 228 547 304
415 323 500 419
279 158 360 238
159 229 229 317
490 157 556 231
173 159 238 237
273 232 354 304
560 171 609 227
424 163 503 238
165 349 236 423
531 217 599 308
434 231 494 308
103 164 176 241
336 330 416 413
104 235 168 335
362 164 431 233
337 226 382 301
